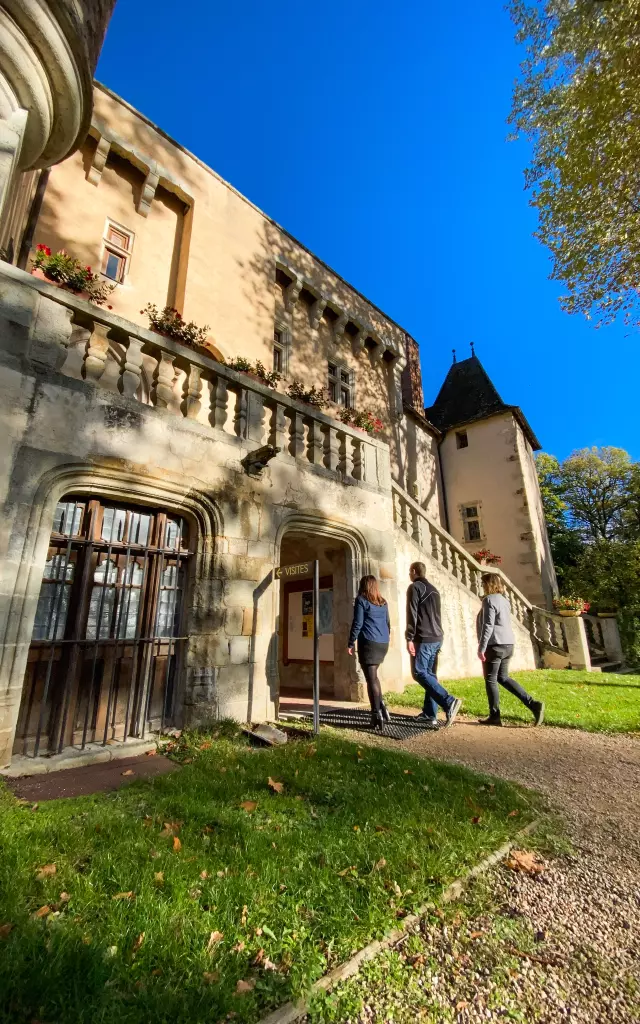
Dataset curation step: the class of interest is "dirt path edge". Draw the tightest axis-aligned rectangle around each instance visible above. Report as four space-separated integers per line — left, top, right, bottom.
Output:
255 817 543 1024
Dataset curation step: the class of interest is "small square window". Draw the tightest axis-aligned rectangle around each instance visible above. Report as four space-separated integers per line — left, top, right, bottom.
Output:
101 219 133 284
456 430 468 449
273 326 288 375
467 520 481 541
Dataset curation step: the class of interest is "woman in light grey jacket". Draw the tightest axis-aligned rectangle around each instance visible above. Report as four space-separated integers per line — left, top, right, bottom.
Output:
477 574 544 727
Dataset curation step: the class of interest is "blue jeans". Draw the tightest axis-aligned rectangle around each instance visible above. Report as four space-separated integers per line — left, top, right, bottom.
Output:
411 641 452 718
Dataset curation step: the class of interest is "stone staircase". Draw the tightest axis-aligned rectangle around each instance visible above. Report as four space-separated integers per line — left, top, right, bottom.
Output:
392 485 623 672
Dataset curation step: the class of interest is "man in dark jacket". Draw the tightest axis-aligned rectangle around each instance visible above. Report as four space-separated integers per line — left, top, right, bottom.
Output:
406 562 462 728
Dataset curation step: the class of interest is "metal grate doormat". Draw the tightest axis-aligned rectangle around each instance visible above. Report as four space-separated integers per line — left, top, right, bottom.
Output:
294 707 440 741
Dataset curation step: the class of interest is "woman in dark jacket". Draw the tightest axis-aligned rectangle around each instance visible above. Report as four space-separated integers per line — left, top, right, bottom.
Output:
348 575 391 731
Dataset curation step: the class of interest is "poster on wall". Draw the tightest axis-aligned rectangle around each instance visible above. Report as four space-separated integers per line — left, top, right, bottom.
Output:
287 588 334 662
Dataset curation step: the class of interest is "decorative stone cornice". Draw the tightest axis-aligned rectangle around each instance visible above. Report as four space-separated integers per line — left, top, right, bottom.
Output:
333 311 348 339
0 1 116 170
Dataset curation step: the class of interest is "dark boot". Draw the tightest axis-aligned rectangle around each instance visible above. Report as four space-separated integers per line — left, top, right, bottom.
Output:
531 701 545 726
379 701 391 723
370 708 384 732
478 714 502 726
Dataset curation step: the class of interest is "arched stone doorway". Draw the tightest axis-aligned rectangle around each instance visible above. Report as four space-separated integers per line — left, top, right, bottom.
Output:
13 494 193 757
276 522 366 703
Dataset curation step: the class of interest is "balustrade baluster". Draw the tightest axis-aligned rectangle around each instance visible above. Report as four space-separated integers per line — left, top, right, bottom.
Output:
234 387 248 438
153 351 176 409
450 548 459 578
183 363 203 419
211 376 229 430
429 523 439 561
410 508 422 545
351 436 363 480
121 336 144 398
269 402 288 452
324 425 341 472
84 322 110 383
308 419 324 466
458 556 468 588
339 430 354 478
289 411 306 459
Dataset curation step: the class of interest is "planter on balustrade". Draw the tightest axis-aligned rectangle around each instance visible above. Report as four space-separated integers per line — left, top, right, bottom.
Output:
31 267 91 303
558 610 582 617
596 612 618 618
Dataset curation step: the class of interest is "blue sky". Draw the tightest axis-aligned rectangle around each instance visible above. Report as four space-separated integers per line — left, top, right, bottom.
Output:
96 0 637 462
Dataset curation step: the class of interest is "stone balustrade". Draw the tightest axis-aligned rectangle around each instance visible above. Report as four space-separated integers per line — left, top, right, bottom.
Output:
8 266 391 493
391 484 581 662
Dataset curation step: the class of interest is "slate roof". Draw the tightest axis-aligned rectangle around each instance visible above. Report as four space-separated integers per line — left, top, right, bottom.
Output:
425 354 541 450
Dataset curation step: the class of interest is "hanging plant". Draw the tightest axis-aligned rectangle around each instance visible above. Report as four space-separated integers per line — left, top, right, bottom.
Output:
31 244 114 306
285 380 326 408
472 548 502 566
338 408 383 435
224 357 282 389
141 304 209 348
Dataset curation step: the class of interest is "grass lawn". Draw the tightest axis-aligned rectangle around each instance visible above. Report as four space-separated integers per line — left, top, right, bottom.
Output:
386 669 640 734
0 726 537 1024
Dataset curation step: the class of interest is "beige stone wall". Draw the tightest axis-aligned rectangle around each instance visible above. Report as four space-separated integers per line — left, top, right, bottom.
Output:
438 412 549 606
516 430 558 606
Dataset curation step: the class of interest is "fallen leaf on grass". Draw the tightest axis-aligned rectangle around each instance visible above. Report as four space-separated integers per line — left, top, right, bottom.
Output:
199 741 212 750
33 906 51 919
338 866 355 877
233 941 246 952
373 858 387 871
263 957 278 971
154 872 164 883
470 930 484 939
132 932 145 952
112 892 135 901
59 892 70 903
374 824 389 833
200 870 209 880
268 777 284 794
471 816 482 825
160 821 182 837
172 836 182 852
0 923 13 938
121 769 135 777
507 809 520 818
240 801 258 813
236 979 255 994
456 1001 469 1011
207 930 224 951
241 904 248 926
392 881 402 897
353 825 360 832
504 850 545 876
403 770 413 775
35 864 56 880
203 971 220 984
189 888 202 899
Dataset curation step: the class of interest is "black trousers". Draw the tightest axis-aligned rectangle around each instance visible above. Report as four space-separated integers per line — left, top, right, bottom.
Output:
482 644 534 718
358 640 389 712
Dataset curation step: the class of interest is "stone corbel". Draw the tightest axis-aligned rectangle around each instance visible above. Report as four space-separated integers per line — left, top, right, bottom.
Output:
86 135 111 186
368 337 385 362
333 311 349 340
309 296 326 330
284 277 302 313
137 170 159 217
352 324 368 354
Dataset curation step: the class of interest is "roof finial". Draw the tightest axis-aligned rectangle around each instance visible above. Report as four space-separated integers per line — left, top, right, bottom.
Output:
470 341 475 357
452 348 457 364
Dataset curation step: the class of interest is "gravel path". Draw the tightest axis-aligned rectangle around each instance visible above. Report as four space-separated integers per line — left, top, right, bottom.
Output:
310 718 640 1022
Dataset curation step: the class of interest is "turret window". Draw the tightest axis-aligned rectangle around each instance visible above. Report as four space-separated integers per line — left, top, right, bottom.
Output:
462 504 482 542
456 430 468 449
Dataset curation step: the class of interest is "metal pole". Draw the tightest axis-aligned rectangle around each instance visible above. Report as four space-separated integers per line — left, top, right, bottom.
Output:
313 559 320 736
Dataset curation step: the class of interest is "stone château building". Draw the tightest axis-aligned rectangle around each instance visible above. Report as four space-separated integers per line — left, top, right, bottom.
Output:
3 5 600 772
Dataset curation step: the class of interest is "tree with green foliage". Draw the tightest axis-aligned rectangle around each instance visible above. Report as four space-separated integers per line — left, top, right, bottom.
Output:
559 446 633 541
509 0 640 327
